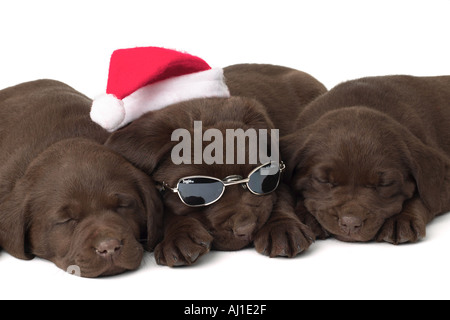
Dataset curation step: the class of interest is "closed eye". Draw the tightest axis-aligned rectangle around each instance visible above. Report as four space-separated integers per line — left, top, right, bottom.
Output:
379 181 395 187
114 194 137 214
315 177 329 184
365 182 395 189
244 202 264 208
315 177 338 187
365 181 396 191
55 218 77 226
116 206 136 215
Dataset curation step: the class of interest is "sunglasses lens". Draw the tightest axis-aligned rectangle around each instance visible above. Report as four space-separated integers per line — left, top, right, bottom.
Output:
177 178 225 206
248 163 281 194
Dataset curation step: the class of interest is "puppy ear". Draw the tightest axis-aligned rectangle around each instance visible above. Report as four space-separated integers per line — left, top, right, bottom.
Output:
280 130 311 182
240 98 275 130
405 134 450 214
280 133 301 181
131 168 164 251
0 183 34 260
105 112 176 175
408 144 449 213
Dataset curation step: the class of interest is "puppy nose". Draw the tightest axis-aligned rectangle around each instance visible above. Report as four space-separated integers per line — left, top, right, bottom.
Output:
233 222 257 240
95 238 122 257
339 216 363 234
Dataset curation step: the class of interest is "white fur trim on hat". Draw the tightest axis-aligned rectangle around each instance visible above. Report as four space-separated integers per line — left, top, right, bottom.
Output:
90 94 125 132
91 68 230 132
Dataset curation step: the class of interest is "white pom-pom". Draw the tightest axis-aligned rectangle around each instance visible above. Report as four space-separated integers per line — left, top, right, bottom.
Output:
90 94 126 132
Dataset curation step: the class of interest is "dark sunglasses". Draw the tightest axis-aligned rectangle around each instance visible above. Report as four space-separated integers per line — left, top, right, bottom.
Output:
158 161 285 207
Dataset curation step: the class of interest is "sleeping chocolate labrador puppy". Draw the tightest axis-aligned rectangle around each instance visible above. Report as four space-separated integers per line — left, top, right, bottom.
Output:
283 76 450 244
106 64 327 266
0 80 163 277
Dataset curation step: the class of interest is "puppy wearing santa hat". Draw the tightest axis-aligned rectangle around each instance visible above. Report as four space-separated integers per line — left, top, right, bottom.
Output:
94 46 327 266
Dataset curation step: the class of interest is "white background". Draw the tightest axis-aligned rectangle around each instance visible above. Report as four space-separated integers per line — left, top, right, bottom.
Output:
1 0 450 300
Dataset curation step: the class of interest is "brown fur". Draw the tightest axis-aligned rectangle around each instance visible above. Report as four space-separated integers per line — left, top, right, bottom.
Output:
283 76 450 244
0 80 163 277
106 64 327 266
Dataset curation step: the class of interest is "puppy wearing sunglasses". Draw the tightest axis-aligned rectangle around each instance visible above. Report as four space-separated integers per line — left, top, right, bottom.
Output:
106 64 327 266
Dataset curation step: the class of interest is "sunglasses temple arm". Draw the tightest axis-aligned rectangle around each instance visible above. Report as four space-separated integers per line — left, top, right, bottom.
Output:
160 182 179 194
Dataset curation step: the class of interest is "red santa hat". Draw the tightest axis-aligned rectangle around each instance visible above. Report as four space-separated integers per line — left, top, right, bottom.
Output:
91 47 231 132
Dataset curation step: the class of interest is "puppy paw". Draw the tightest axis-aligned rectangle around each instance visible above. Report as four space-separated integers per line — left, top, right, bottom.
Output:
295 202 330 240
254 218 315 258
155 222 213 267
300 212 330 240
376 213 426 245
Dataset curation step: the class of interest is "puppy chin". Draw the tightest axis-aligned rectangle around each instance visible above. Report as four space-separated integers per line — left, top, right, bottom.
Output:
329 228 378 243
212 233 253 251
333 234 365 242
57 245 144 278
94 265 129 278
60 258 140 278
